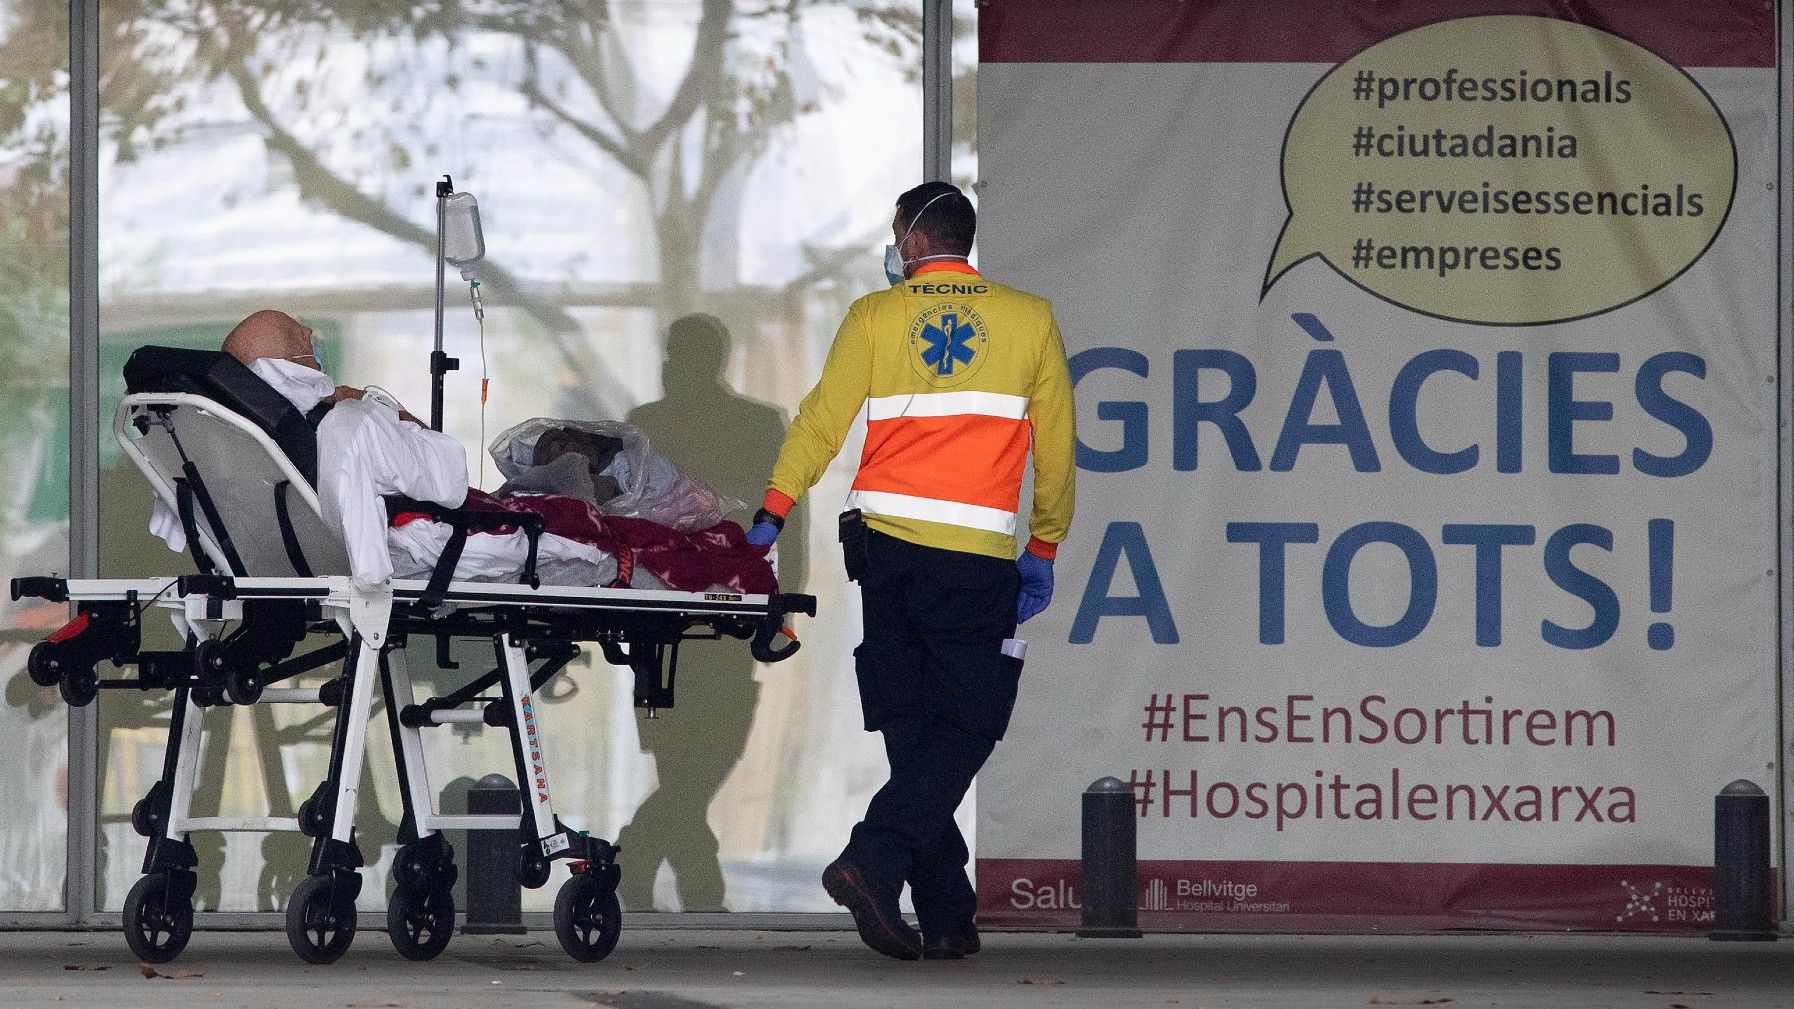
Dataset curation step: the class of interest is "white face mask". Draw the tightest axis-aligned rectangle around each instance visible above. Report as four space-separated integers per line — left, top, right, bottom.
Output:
882 243 908 286
884 190 967 284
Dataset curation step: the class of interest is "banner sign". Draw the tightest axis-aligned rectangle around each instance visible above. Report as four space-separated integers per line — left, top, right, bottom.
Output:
976 0 1780 931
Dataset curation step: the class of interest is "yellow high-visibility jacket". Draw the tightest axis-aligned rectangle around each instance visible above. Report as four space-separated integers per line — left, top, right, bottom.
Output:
763 262 1076 561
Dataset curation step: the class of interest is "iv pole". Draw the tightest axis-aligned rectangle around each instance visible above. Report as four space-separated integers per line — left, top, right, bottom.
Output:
429 174 459 431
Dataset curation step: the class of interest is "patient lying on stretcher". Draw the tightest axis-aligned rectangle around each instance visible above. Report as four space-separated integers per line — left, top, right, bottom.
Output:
148 310 775 596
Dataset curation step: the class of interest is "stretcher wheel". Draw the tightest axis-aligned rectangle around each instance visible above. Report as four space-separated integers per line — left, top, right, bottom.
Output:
131 782 171 839
123 872 193 964
131 798 155 838
223 667 263 706
519 848 552 890
58 664 99 708
552 873 621 963
386 884 454 961
392 848 428 892
298 794 331 838
192 685 225 708
391 842 455 893
285 874 357 964
192 638 225 682
27 641 64 688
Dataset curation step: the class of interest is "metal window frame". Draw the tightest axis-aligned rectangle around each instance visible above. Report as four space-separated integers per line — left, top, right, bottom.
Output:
923 0 952 182
4 0 100 930
1778 0 1792 924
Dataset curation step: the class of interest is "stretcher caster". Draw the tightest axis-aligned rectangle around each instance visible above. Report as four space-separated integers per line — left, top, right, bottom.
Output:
297 790 331 838
58 663 99 708
552 872 621 963
192 638 225 688
286 874 358 964
132 781 171 838
386 884 454 961
123 871 195 964
391 838 457 892
26 641 63 688
519 847 552 890
223 667 263 706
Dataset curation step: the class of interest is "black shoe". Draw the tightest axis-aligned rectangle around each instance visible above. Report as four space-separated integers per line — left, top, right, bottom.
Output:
922 930 981 960
823 859 921 961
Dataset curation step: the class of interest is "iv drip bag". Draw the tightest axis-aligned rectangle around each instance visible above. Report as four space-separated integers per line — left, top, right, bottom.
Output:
443 192 485 280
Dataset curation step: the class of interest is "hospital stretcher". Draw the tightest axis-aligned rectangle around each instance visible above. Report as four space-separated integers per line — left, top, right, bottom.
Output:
12 348 815 966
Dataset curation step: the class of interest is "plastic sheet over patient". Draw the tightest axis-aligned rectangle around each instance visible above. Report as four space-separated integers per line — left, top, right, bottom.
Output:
490 418 743 531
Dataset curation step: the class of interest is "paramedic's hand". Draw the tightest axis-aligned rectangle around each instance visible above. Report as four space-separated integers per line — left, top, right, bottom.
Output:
1016 550 1054 624
746 506 783 547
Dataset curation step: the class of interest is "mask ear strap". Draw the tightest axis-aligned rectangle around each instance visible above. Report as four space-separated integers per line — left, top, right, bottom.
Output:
897 190 956 263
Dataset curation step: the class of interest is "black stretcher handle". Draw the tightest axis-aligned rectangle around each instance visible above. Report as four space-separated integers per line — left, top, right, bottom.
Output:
751 592 817 664
12 576 69 603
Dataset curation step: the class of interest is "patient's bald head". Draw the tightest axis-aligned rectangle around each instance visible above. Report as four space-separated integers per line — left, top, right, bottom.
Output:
223 310 316 369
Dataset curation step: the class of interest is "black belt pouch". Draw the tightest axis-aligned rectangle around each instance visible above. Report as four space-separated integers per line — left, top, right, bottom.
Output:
839 508 869 582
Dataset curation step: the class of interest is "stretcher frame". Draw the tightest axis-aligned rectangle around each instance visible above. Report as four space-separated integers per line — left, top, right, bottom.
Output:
14 383 813 965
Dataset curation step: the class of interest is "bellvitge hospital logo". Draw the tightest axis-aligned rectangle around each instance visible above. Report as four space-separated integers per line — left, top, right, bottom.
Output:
909 304 989 387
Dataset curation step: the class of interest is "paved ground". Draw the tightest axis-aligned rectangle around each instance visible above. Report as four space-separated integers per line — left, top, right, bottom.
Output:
2 928 1792 1008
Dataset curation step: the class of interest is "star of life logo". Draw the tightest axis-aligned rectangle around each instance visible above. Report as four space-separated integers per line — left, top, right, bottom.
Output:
907 303 989 388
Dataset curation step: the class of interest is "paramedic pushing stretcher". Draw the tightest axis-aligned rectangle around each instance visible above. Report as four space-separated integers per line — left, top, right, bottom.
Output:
746 182 1075 960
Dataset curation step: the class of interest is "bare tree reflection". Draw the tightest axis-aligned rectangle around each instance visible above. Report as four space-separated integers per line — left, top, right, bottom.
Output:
90 0 918 415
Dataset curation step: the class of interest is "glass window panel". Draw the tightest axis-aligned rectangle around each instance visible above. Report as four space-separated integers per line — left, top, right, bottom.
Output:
98 1 919 912
0 0 70 913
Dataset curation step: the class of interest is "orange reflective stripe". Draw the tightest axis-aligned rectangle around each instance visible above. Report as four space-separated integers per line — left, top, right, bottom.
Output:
855 414 1030 512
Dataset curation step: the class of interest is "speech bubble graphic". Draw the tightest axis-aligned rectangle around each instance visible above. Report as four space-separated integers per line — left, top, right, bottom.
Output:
1262 15 1735 326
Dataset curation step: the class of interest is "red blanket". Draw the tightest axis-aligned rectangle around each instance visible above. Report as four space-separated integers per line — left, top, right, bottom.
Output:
394 490 778 595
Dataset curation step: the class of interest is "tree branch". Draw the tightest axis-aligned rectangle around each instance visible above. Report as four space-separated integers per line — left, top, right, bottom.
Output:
639 0 733 153
518 75 643 177
543 11 641 147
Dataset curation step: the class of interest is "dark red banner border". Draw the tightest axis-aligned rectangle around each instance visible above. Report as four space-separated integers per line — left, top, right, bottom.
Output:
978 858 1730 932
980 1 1775 69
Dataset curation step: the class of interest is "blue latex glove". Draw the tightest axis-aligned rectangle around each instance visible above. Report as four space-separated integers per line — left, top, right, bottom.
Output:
746 520 781 547
1016 550 1054 624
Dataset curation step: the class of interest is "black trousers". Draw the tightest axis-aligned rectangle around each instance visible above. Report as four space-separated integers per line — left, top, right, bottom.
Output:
842 530 1020 937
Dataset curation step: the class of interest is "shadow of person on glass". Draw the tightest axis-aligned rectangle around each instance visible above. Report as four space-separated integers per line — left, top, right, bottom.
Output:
614 313 804 911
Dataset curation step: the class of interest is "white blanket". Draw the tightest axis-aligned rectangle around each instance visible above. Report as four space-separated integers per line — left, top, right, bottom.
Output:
385 519 666 589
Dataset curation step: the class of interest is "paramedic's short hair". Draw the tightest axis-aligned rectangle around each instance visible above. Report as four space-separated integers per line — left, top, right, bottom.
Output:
895 182 974 257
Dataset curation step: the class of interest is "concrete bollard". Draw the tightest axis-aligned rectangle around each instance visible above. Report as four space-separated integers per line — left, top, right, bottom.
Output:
1710 779 1776 941
462 773 526 935
1077 776 1142 938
